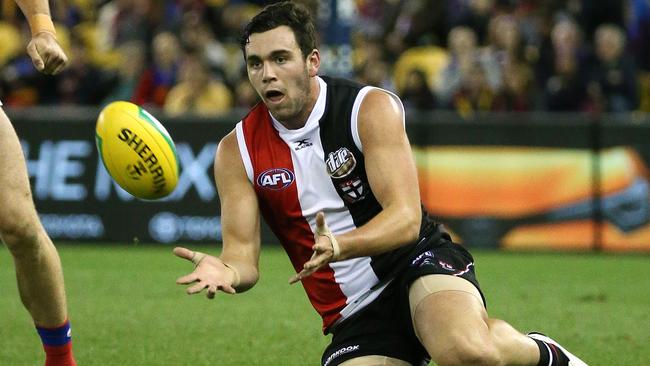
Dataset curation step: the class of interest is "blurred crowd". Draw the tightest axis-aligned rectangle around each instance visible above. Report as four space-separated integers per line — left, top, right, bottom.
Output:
1 0 649 118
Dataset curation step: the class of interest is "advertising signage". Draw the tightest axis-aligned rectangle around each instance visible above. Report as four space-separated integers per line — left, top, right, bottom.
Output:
11 109 650 251
13 112 233 244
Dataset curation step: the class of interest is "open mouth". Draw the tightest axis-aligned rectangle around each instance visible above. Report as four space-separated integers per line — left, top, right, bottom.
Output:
265 90 285 103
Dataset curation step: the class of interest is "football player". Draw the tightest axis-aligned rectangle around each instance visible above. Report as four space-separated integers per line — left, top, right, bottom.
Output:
175 2 588 366
0 1 74 365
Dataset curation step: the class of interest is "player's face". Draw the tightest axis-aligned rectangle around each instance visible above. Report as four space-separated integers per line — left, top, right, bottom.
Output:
245 26 319 127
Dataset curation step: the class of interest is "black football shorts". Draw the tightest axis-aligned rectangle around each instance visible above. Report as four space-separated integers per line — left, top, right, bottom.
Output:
321 231 484 366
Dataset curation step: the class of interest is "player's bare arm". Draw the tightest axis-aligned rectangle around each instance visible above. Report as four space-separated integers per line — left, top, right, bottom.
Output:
291 89 421 283
175 131 262 298
339 89 422 255
15 0 68 74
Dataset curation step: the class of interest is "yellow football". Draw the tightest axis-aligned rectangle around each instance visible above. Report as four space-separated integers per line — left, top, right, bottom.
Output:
95 101 179 200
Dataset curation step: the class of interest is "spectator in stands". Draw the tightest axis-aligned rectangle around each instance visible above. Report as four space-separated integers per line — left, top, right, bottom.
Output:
2 0 649 116
0 55 41 106
586 24 638 113
436 26 499 108
133 31 181 107
448 0 494 45
51 0 84 29
178 14 228 80
541 19 589 111
96 0 151 51
495 61 534 112
383 0 448 61
401 68 437 111
233 77 259 110
56 35 111 105
485 14 525 69
627 0 650 72
355 0 399 40
356 59 395 92
0 21 60 106
102 40 146 105
451 59 499 117
164 51 233 117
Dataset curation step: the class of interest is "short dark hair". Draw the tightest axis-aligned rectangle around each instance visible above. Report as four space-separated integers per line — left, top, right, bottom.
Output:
240 1 317 59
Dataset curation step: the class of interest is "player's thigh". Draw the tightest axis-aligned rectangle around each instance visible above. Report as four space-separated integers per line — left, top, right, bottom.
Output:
409 275 491 359
340 355 412 366
0 108 38 232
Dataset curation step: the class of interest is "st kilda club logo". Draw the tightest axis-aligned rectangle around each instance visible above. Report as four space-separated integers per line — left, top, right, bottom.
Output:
326 147 356 179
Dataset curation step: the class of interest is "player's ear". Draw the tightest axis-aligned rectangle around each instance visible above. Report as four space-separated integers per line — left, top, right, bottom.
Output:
307 49 320 77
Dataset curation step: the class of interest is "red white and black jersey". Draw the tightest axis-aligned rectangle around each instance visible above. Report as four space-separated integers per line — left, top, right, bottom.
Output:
235 76 422 332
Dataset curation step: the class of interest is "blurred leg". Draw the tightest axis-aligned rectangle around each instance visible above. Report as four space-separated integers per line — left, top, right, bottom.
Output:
0 108 68 326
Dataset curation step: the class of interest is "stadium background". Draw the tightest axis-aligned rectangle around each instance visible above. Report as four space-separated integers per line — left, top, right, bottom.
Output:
2 0 650 251
1 1 650 365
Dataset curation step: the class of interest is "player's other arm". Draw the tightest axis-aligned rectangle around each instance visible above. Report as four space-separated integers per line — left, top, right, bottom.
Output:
335 89 422 259
291 89 421 283
174 131 261 297
14 0 68 74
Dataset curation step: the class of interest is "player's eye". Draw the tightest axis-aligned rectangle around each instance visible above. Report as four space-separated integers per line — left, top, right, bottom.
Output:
276 56 286 64
248 60 262 69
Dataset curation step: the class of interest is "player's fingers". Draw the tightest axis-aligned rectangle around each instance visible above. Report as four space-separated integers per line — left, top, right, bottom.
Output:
173 247 194 260
303 259 319 270
187 281 208 294
51 59 67 75
206 285 217 299
304 252 329 270
289 267 316 284
288 272 302 284
51 51 68 71
220 283 237 294
311 243 332 254
42 57 55 75
315 211 326 229
288 269 308 284
26 42 45 71
176 273 199 284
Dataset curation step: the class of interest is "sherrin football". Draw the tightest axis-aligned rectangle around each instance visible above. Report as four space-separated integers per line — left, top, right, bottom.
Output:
96 101 179 200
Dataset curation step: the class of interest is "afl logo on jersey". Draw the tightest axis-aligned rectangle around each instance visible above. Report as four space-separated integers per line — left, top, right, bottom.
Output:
257 168 295 190
326 147 357 178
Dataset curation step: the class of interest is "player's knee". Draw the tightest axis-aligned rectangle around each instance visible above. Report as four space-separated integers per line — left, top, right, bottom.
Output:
0 217 41 253
434 334 501 366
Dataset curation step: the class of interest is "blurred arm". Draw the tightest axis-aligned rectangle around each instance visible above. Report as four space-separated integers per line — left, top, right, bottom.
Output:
14 0 68 74
14 0 54 34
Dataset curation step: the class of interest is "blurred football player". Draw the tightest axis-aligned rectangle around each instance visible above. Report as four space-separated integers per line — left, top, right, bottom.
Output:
174 2 587 365
0 1 75 365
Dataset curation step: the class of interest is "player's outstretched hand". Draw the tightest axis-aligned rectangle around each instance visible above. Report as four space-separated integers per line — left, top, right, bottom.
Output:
26 32 68 75
289 212 339 284
173 247 237 298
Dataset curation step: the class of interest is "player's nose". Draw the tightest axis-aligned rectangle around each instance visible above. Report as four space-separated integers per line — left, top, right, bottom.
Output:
262 63 277 83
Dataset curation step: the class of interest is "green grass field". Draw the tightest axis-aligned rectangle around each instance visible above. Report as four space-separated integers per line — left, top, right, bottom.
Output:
1 245 649 365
